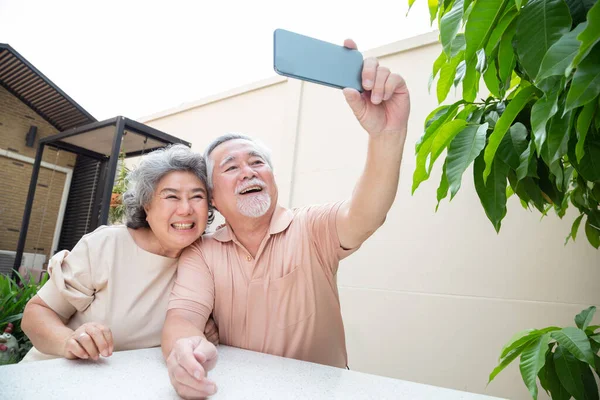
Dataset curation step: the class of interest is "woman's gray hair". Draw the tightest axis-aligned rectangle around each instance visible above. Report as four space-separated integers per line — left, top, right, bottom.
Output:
123 143 214 229
204 133 273 189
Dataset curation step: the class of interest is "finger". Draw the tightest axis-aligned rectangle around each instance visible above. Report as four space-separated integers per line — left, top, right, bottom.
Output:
193 339 219 372
175 381 218 400
99 325 114 355
206 330 219 346
76 332 100 360
86 325 110 357
343 88 367 119
371 66 391 105
66 338 89 359
343 38 357 50
174 340 207 380
172 365 217 395
384 73 407 101
362 57 379 91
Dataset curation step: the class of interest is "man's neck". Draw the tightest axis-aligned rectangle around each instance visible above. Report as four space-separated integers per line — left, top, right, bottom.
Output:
227 212 273 257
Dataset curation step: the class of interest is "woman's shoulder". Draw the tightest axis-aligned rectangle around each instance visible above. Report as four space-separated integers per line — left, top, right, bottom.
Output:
79 225 131 248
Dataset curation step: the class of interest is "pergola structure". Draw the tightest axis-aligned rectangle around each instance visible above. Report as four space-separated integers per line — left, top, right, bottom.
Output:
13 116 190 273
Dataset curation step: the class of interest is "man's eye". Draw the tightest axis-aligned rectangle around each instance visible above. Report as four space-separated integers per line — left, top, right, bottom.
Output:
225 166 237 172
252 160 264 165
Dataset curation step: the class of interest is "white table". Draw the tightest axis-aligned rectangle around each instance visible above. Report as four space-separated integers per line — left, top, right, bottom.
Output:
0 346 504 399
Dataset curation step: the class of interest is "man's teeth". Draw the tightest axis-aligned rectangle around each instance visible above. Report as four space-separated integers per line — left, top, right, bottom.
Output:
240 186 262 194
172 223 194 230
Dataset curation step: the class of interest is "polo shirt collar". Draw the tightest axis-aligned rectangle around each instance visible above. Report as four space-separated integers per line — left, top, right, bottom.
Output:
212 205 294 242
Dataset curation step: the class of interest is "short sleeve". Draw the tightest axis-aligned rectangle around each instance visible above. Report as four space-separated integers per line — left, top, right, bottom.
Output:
36 239 95 320
168 240 214 326
305 201 361 274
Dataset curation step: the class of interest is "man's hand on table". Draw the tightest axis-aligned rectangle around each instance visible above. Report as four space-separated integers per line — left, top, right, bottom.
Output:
167 336 218 399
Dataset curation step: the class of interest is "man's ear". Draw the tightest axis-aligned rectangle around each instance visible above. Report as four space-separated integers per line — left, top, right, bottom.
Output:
210 198 218 211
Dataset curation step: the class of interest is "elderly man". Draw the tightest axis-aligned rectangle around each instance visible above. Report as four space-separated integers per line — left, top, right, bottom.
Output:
162 39 410 399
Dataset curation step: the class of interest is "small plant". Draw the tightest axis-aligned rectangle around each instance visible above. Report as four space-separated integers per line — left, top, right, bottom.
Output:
109 150 129 225
0 271 49 363
489 306 600 399
0 272 48 362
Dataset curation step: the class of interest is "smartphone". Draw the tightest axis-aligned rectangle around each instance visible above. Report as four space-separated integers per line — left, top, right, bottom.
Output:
273 29 364 92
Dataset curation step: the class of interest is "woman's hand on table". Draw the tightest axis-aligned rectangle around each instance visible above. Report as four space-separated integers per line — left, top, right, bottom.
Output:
167 336 218 399
63 322 114 360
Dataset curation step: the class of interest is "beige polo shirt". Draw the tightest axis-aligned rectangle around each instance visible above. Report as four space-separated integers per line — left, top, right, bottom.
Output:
21 225 178 362
168 201 359 368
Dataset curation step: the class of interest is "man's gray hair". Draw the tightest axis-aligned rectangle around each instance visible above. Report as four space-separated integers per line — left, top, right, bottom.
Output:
204 133 273 189
123 143 214 229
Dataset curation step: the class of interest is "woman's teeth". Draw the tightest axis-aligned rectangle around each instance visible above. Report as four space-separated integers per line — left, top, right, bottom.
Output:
172 223 194 230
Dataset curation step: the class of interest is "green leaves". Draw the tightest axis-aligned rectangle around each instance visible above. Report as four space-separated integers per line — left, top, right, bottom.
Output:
570 133 600 182
489 333 535 383
536 22 587 83
414 0 600 246
474 154 509 232
483 85 537 182
531 77 563 153
465 0 510 64
413 117 467 193
430 119 469 169
497 122 528 169
462 60 479 102
585 211 600 248
542 349 571 400
575 306 596 331
440 0 465 56
520 333 552 399
576 100 596 161
436 160 450 211
498 22 517 85
515 0 572 80
569 0 600 73
566 45 600 112
543 109 573 188
554 346 586 400
428 0 439 24
446 123 488 198
488 306 600 399
438 51 465 103
551 327 595 366
565 214 584 244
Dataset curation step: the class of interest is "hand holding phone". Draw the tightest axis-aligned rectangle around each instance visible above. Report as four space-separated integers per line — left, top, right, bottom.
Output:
273 28 410 138
273 29 364 92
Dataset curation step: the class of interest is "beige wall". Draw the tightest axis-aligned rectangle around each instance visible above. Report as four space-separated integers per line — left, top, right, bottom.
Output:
0 85 75 258
140 32 600 400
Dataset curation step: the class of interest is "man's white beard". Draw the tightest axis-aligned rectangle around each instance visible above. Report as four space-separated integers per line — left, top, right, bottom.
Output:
237 192 271 218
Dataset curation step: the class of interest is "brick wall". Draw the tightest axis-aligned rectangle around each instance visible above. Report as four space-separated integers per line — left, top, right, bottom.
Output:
0 85 77 260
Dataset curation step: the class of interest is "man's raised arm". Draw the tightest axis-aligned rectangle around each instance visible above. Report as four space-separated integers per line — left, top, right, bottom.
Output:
336 39 410 249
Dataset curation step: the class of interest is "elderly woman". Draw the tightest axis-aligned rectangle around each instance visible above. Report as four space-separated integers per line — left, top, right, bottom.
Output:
21 144 215 362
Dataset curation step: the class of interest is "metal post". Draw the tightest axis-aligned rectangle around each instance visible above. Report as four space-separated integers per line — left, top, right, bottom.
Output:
98 116 125 225
13 142 45 277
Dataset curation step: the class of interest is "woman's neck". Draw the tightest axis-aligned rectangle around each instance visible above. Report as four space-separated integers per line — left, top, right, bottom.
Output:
128 227 181 258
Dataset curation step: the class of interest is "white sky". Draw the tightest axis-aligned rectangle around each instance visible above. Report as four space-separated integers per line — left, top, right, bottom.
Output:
0 0 434 121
